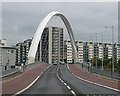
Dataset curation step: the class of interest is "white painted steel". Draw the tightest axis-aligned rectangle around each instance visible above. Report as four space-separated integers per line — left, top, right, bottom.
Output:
28 11 79 64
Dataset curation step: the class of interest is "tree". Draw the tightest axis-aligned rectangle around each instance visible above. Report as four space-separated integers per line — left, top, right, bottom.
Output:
115 59 120 72
103 59 112 70
97 59 102 68
92 57 97 67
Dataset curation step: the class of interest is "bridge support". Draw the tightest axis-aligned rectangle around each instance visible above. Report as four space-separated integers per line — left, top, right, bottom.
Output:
28 11 79 64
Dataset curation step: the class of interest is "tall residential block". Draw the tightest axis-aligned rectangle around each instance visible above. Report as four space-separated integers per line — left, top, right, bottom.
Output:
16 39 40 65
76 41 83 63
40 27 64 64
64 40 73 63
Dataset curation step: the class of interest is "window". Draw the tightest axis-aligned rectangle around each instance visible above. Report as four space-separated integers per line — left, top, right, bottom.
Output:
11 50 14 53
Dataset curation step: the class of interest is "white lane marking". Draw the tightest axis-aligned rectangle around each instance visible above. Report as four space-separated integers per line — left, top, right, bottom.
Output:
67 64 70 70
47 64 52 69
77 73 120 92
61 80 64 83
15 65 52 95
41 72 43 74
15 75 40 95
71 90 76 96
64 83 67 85
67 65 120 92
56 65 77 96
67 86 71 89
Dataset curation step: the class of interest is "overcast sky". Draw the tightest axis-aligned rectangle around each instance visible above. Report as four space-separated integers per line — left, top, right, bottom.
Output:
2 2 118 46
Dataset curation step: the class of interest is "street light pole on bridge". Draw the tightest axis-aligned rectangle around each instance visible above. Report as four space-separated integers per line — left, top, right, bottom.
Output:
105 26 114 73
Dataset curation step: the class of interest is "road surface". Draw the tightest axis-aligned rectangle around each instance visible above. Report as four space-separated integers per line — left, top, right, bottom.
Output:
21 64 119 95
22 65 72 94
59 64 119 94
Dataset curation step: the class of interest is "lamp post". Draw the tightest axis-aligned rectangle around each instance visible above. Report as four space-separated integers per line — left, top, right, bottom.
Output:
96 32 98 69
101 32 104 70
105 26 114 73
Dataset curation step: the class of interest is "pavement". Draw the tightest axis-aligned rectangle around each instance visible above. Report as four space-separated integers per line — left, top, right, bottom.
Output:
2 64 50 95
2 62 45 82
2 61 45 78
68 64 120 93
17 64 119 95
2 68 19 78
79 63 120 80
2 63 120 95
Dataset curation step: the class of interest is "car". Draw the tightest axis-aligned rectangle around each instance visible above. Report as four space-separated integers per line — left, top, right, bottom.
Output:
53 63 58 65
59 61 65 65
53 61 58 65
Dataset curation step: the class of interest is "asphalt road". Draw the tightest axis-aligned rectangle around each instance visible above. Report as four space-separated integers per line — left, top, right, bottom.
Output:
21 64 119 95
59 64 119 94
22 65 72 94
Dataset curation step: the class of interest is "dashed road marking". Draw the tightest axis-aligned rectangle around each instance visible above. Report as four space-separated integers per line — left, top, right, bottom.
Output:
67 85 71 89
56 65 76 96
64 83 67 85
61 80 64 82
71 90 76 96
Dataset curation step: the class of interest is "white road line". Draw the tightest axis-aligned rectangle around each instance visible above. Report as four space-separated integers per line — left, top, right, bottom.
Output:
41 72 43 75
67 86 71 89
15 75 40 95
61 80 64 83
67 64 70 70
57 64 77 96
77 73 120 92
64 83 67 85
15 65 51 95
56 65 77 96
71 90 76 96
67 65 120 92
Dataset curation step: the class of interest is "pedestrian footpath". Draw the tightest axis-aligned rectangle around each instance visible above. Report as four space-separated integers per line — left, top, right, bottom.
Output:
2 64 50 95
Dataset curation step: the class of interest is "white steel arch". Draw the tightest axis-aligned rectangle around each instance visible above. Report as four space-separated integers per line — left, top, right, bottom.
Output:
28 11 79 64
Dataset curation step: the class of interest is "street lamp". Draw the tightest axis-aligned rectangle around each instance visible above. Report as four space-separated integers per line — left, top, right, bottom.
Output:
96 32 98 69
105 26 114 73
101 32 104 70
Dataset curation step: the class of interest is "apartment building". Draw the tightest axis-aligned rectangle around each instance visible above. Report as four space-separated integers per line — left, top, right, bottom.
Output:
16 39 40 65
0 39 16 71
64 40 120 64
40 27 64 64
64 40 73 63
105 43 112 59
114 43 120 62
83 42 94 63
76 41 83 63
98 43 103 59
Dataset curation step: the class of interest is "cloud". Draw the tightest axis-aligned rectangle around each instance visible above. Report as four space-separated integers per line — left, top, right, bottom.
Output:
2 2 118 45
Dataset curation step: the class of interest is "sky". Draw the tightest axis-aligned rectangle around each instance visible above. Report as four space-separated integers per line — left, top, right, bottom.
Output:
2 2 119 46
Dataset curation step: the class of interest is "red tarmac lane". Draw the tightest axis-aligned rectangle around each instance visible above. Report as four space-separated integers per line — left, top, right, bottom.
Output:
2 64 50 95
68 64 120 91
